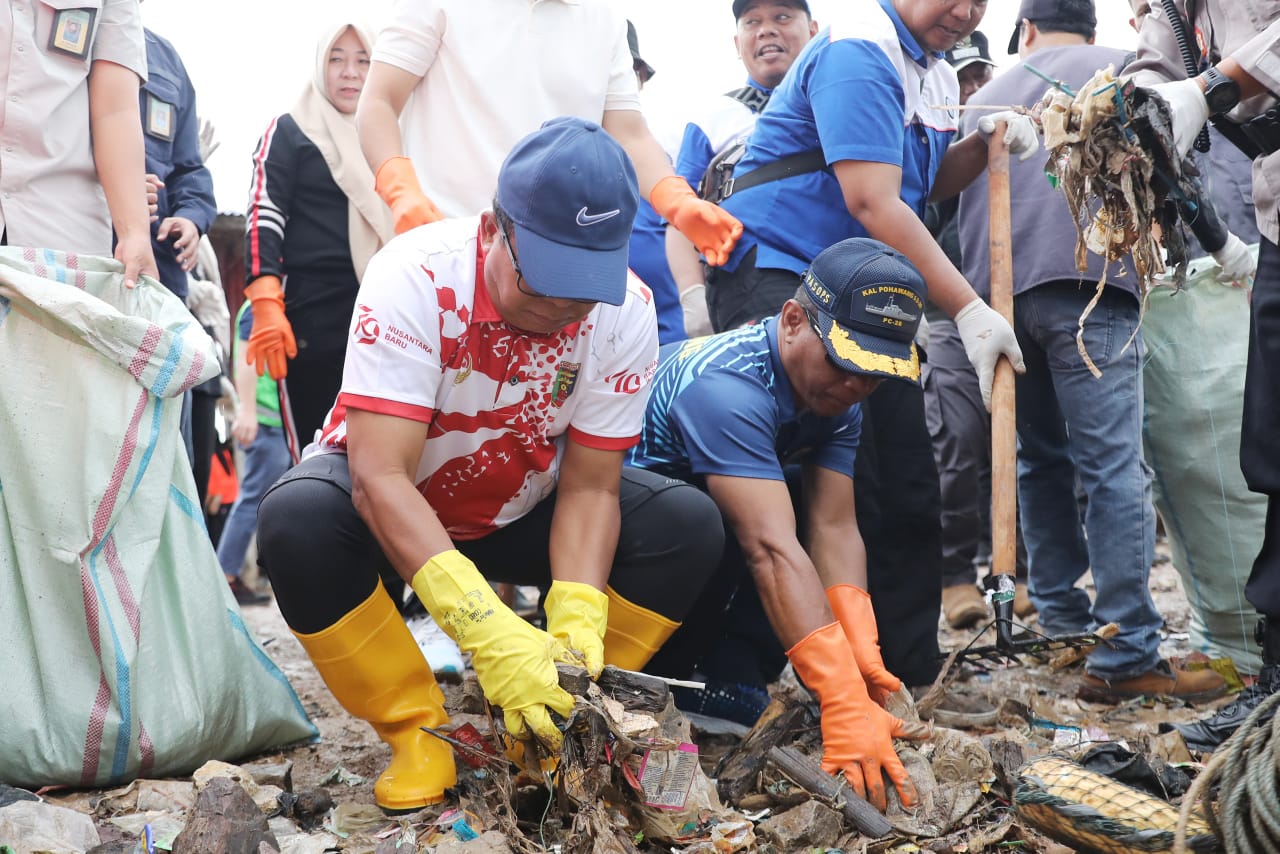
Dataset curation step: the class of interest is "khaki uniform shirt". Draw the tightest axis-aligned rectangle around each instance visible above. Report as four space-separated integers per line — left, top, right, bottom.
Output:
1129 0 1280 243
0 0 147 255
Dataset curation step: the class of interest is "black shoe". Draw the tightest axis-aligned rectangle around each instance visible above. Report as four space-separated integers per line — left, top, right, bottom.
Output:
1162 664 1280 752
228 577 272 606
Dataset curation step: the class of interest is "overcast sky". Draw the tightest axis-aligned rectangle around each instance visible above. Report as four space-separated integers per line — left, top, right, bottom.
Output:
138 0 1138 214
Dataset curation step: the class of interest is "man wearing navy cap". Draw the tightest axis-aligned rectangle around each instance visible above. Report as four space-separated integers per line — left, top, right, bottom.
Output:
255 118 724 813
629 238 930 813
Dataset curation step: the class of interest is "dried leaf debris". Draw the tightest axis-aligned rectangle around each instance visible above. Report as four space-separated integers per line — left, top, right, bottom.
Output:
1040 65 1194 376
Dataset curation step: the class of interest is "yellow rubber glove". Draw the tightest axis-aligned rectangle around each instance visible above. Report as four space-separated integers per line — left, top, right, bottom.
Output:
543 580 608 678
374 156 445 234
411 550 574 748
243 275 297 380
649 175 743 267
826 584 902 706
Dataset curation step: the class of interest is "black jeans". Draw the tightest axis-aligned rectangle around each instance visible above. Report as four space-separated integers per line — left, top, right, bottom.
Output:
257 454 725 634
855 379 945 687
1244 235 1280 618
705 248 802 332
923 316 1028 587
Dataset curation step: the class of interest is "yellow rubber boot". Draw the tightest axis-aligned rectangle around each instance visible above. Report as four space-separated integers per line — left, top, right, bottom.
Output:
294 582 457 812
602 586 680 671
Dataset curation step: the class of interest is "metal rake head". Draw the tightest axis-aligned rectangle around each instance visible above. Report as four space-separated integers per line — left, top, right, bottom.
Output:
944 619 1110 673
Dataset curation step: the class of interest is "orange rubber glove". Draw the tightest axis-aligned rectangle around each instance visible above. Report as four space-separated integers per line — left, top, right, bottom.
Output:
374 156 445 234
649 175 743 267
826 584 903 706
787 622 919 812
243 275 297 380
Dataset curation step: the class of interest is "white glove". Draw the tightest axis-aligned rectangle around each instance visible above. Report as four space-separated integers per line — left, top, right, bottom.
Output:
1147 78 1210 158
680 283 714 338
1211 232 1256 286
954 298 1025 411
977 111 1040 162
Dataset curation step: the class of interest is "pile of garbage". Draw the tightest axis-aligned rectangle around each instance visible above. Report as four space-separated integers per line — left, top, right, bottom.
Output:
0 652 1238 854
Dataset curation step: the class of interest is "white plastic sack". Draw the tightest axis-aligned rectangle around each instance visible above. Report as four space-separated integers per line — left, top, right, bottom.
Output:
1142 249 1265 674
0 248 316 788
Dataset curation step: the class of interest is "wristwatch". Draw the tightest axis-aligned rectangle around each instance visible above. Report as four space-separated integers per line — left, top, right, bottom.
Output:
1199 66 1241 116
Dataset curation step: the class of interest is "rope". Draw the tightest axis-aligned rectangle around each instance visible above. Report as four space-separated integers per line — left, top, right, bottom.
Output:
1175 690 1280 852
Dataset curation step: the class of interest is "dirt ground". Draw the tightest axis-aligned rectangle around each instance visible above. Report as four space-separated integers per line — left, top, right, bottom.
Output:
239 548 1218 808
47 543 1239 852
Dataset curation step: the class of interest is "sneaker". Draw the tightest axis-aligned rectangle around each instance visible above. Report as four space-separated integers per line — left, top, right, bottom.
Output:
943 584 988 629
1077 659 1228 705
512 585 542 618
1161 664 1280 752
228 577 271 606
406 612 465 682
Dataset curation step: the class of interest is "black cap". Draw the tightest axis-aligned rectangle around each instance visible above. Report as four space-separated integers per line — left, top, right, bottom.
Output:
802 238 926 383
626 21 655 83
732 0 812 21
1007 0 1096 53
946 31 996 72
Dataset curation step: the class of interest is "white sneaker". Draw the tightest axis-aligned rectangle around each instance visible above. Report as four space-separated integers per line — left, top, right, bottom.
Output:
406 612 466 682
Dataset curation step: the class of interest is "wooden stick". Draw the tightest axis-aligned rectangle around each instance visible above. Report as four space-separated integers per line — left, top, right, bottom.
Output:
988 123 1018 587
771 745 893 839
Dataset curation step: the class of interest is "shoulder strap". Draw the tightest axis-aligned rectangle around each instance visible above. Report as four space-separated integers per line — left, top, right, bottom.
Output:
721 150 829 200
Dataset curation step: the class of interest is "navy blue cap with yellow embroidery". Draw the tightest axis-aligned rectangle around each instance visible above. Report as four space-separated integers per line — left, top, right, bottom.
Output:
802 238 926 383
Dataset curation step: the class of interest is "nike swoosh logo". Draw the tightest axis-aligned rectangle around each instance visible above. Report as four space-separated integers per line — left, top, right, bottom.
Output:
576 207 621 226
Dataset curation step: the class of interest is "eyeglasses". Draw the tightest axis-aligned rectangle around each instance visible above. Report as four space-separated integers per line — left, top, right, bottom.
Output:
499 225 597 305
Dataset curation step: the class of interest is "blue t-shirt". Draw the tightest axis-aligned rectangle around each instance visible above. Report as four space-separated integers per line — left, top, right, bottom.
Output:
628 199 685 345
627 317 861 482
721 0 958 275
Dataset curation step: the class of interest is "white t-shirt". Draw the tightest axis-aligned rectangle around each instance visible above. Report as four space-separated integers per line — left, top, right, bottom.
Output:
373 0 642 218
314 216 659 540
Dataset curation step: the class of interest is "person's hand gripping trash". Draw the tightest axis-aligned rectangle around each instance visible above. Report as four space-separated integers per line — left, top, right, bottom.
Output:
411 550 575 749
787 621 923 811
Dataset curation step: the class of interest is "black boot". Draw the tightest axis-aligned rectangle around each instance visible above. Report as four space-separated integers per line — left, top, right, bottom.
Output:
1165 618 1280 752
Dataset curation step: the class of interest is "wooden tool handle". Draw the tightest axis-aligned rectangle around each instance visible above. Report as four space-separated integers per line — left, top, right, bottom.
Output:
987 123 1017 582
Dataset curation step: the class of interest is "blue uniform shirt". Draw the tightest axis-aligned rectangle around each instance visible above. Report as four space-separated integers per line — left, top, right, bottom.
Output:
628 199 685 345
142 30 215 299
627 317 861 482
721 0 958 275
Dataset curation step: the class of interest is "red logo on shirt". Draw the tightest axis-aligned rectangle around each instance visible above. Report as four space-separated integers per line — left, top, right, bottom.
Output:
355 305 380 346
605 369 642 395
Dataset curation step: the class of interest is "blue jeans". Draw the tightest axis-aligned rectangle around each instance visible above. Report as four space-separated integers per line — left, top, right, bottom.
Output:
216 423 292 579
1014 282 1161 680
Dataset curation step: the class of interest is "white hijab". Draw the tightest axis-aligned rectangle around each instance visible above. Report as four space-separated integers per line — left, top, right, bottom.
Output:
290 23 394 280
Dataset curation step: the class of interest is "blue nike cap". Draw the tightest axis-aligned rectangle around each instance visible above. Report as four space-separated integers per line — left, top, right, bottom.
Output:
496 117 640 306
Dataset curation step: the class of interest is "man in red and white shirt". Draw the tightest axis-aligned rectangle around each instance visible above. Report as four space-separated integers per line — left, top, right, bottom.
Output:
256 118 723 814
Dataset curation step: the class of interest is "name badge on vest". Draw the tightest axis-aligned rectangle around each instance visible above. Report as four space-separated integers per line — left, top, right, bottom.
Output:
48 8 97 59
146 94 175 141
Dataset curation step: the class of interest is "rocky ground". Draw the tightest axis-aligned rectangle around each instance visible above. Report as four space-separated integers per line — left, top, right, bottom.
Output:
12 547 1243 853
